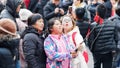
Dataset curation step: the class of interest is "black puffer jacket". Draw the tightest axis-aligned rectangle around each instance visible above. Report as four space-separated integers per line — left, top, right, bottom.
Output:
104 1 112 19
22 26 46 68
0 38 20 68
76 20 90 39
88 19 116 54
0 48 15 68
31 0 49 16
109 15 120 50
88 3 100 23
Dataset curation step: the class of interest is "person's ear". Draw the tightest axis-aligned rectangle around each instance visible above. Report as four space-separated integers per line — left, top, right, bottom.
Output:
49 26 53 32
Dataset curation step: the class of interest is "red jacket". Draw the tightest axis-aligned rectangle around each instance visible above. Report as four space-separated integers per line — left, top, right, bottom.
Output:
24 0 30 8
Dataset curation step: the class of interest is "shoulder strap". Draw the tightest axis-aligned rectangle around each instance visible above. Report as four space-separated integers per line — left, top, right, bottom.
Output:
86 22 91 38
19 39 28 68
110 17 120 21
72 32 77 46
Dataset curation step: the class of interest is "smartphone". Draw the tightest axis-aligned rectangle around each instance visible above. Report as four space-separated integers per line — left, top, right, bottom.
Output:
68 6 72 14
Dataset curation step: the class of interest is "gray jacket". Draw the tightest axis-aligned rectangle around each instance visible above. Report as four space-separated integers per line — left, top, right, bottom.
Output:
0 0 22 31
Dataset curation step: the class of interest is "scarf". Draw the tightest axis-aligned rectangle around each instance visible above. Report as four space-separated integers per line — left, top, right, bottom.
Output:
94 15 103 25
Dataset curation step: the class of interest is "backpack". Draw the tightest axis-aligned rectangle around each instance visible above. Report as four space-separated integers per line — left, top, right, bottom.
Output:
72 32 89 63
19 39 28 68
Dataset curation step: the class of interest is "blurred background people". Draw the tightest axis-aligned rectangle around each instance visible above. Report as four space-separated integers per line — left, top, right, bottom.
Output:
28 0 49 16
104 0 118 18
60 0 73 12
16 8 33 35
72 0 91 22
88 0 100 23
44 0 65 20
0 0 22 31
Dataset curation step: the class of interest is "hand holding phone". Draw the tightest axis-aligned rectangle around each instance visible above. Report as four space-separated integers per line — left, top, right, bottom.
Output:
68 6 72 14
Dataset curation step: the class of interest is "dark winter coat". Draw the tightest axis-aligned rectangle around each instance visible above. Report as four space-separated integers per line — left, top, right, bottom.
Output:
60 0 73 11
104 1 112 19
22 26 46 68
76 20 90 39
44 1 66 20
88 3 100 23
109 15 120 67
0 48 15 68
28 0 39 12
109 15 120 51
0 38 20 68
0 1 4 13
88 19 116 54
32 0 49 16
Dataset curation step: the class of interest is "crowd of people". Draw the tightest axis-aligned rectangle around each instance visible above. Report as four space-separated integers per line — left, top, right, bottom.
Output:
0 0 120 68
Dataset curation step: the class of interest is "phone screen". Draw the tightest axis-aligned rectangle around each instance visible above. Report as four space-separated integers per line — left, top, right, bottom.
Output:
69 6 72 14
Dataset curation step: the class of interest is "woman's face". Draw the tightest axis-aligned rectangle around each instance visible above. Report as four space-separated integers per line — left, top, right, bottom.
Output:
34 19 44 32
51 20 63 34
62 16 73 32
16 4 21 13
110 0 118 8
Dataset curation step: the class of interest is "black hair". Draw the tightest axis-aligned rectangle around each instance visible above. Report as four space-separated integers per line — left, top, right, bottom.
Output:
80 0 83 3
27 13 43 26
0 1 4 13
75 8 85 19
116 5 120 17
47 17 60 34
96 4 106 18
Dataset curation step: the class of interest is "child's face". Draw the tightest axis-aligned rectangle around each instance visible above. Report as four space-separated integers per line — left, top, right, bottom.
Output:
62 16 73 32
51 20 63 34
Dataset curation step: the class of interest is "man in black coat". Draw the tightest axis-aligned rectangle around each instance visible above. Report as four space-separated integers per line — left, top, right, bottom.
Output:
87 0 100 23
104 0 118 19
75 8 90 39
88 4 116 68
44 0 66 21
